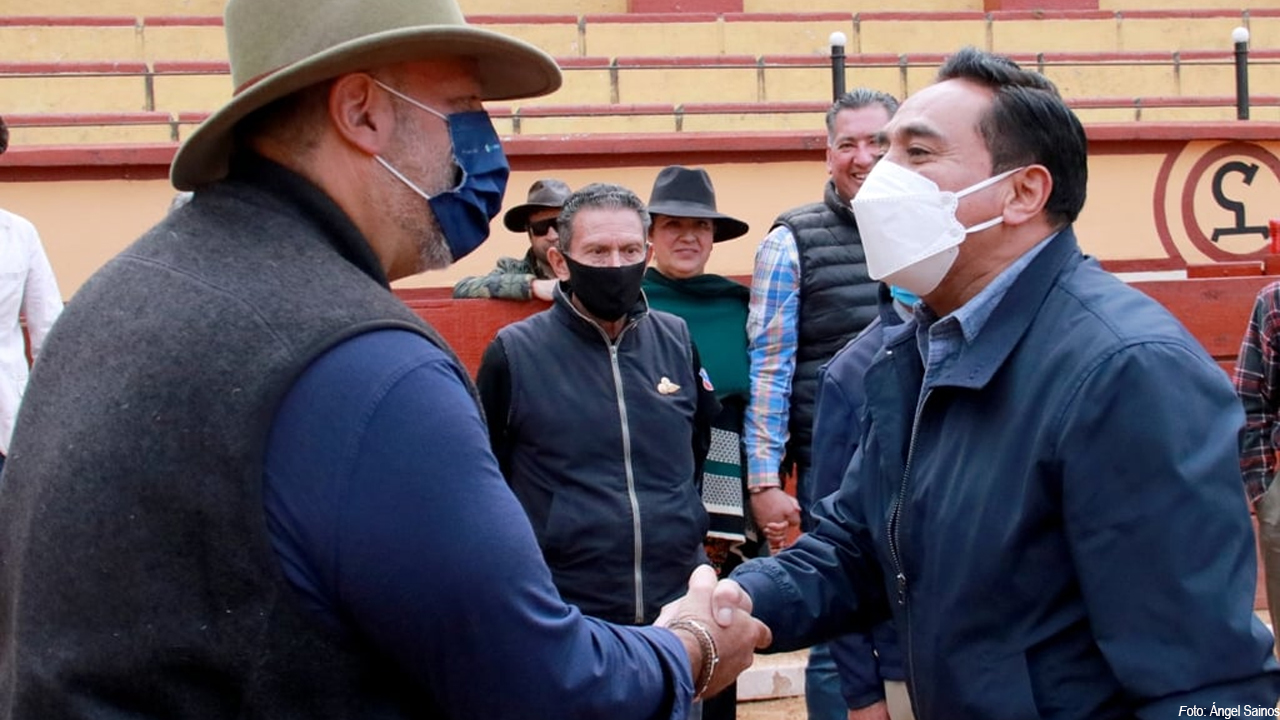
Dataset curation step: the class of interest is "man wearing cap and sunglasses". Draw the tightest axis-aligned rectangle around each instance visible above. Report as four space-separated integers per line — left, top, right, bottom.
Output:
0 0 769 717
453 177 570 301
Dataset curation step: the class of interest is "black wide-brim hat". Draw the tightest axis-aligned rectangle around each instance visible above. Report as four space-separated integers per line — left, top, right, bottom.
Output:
502 178 572 232
646 165 749 243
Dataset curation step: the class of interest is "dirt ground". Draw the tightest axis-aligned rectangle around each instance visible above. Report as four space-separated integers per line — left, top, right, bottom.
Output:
737 696 806 720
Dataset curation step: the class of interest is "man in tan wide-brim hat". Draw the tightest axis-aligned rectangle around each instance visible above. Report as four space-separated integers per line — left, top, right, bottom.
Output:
0 0 769 716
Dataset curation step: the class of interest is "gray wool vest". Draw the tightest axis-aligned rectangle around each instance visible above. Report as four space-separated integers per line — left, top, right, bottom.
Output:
0 165 464 719
773 180 880 470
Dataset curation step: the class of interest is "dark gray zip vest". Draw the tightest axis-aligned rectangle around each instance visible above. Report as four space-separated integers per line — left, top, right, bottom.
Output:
497 296 707 625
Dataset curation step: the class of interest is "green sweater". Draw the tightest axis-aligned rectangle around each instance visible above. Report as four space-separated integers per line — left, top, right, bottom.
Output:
643 267 753 546
642 268 750 401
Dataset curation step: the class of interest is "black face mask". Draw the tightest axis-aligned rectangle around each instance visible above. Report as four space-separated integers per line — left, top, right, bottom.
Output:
562 254 647 322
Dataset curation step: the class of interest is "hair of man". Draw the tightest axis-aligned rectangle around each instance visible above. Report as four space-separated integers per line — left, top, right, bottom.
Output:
232 79 337 160
936 46 1088 226
557 182 652 254
824 88 900 144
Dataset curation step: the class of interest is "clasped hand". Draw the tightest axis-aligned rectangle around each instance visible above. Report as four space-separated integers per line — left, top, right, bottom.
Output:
654 565 772 699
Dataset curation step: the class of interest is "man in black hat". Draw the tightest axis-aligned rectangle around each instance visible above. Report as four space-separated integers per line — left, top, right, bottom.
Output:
453 177 570 300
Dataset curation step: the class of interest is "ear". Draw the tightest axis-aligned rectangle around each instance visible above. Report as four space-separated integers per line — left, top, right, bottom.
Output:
327 73 394 156
824 144 835 177
643 242 655 265
547 245 572 282
1003 165 1052 226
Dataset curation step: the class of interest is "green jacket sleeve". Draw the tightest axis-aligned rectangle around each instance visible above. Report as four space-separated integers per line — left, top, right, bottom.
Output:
452 257 535 300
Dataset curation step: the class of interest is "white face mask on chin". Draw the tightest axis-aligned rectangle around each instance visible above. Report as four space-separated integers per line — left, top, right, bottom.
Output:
852 160 1023 297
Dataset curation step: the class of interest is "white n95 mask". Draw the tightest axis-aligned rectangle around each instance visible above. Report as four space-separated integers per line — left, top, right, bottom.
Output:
852 160 1022 296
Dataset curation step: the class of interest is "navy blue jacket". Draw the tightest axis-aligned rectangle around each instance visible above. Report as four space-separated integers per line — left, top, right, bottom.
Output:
479 288 716 625
736 227 1280 719
810 284 905 708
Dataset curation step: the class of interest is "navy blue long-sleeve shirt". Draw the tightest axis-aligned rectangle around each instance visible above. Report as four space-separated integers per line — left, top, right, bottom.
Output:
811 312 906 709
262 328 694 718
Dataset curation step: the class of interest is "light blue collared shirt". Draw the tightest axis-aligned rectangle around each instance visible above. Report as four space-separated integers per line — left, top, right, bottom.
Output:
914 231 1060 386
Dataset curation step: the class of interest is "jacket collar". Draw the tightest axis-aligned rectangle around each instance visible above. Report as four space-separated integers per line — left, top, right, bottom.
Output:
643 267 750 301
882 225 1083 390
523 247 554 280
822 179 858 226
549 281 649 344
224 150 391 288
875 282 909 328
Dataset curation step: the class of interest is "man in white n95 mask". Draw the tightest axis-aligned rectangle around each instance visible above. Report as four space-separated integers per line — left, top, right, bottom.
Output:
708 45 1280 719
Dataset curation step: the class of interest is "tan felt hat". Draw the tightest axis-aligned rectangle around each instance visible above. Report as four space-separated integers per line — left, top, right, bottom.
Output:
170 0 561 190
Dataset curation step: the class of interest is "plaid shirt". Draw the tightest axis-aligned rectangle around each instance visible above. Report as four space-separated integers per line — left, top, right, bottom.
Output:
745 225 801 490
1234 280 1280 502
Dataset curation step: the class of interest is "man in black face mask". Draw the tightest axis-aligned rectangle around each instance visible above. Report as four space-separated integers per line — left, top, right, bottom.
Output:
477 183 721 633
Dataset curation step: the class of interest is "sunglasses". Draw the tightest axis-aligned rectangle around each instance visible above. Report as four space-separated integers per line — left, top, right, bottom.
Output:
528 218 558 237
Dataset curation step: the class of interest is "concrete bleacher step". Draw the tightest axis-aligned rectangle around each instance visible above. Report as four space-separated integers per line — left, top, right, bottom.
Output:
0 0 224 16
4 10 1279 65
9 91 1278 148
4 50 1276 114
5 8 1280 144
0 0 627 17
739 649 806 702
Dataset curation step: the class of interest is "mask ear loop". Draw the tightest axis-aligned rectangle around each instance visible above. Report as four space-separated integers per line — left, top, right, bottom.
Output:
372 79 467 193
371 79 448 122
374 156 434 202
965 215 1004 234
953 166 1024 234
954 166 1024 200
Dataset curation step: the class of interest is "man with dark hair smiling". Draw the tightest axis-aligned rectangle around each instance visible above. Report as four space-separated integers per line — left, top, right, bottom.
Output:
713 46 1280 718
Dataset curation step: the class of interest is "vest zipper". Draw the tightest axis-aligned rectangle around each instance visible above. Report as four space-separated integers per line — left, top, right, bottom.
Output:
564 299 647 623
607 340 647 624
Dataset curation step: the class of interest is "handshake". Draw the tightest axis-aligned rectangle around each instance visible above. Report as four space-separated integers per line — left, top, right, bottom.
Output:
654 565 773 700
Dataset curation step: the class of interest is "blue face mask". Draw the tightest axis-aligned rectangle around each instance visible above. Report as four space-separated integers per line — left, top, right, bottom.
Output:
889 285 920 307
373 80 510 262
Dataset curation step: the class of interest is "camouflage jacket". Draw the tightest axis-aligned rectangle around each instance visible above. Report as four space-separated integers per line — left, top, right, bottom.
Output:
451 249 554 300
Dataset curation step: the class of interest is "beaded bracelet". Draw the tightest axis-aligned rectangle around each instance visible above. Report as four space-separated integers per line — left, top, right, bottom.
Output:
668 617 719 699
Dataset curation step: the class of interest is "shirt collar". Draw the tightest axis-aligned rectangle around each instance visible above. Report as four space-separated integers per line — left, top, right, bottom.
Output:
917 229 1060 345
